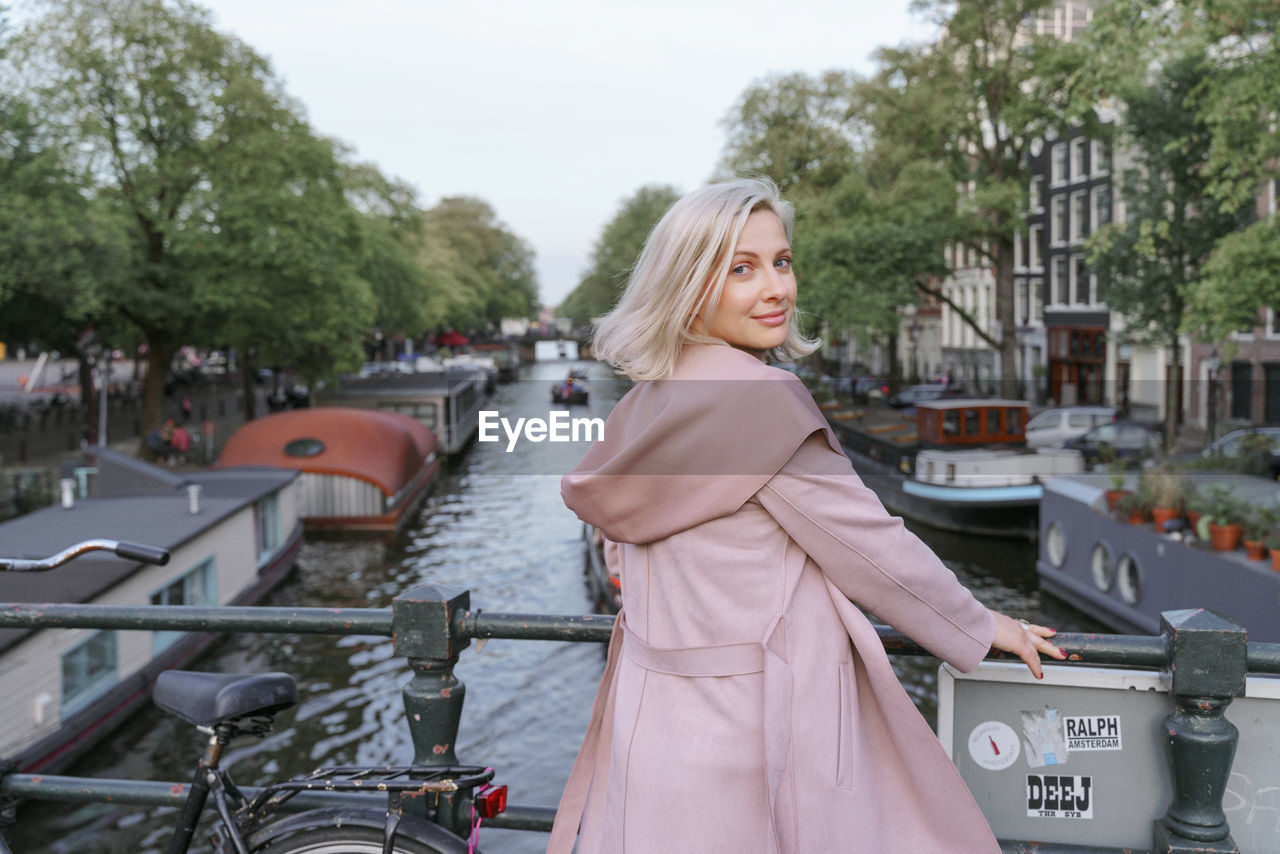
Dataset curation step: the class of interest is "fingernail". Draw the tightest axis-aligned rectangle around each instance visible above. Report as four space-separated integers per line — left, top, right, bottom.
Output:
1058 648 1067 657
1036 672 1044 680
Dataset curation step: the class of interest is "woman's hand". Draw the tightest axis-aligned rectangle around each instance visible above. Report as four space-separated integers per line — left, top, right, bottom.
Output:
990 611 1066 679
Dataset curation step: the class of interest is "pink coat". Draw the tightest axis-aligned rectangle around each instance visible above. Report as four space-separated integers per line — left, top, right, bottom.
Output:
552 344 999 853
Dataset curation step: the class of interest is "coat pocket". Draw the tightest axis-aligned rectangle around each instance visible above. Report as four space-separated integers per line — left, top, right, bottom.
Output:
836 661 853 790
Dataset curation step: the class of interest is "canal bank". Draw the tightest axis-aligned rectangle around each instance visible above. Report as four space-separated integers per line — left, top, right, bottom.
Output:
9 360 1108 854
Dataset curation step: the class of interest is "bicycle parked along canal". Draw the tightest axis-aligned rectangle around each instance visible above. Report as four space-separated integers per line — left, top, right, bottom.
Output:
0 540 509 854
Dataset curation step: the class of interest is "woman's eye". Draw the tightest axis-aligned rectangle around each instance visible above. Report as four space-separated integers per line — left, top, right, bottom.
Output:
775 257 792 270
731 264 751 275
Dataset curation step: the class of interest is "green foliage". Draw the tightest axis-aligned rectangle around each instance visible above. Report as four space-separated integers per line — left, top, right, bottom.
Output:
1189 220 1280 342
561 185 681 327
418 197 539 332
1197 483 1248 527
716 71 861 199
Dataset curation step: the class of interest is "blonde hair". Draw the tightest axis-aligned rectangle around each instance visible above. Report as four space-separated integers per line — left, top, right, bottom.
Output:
591 177 817 380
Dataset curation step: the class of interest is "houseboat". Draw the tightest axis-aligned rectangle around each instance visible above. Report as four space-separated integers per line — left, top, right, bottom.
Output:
1036 472 1280 643
313 365 488 454
824 398 1084 540
0 447 302 772
217 408 440 535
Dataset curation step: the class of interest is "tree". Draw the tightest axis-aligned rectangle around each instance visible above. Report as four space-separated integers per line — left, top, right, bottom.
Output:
10 0 365 429
418 197 539 332
560 184 681 327
1087 51 1253 442
716 71 861 200
859 0 1095 394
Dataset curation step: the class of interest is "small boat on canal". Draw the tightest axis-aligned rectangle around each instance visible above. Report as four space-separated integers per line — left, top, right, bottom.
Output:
823 398 1084 540
551 368 590 405
217 408 440 535
1036 472 1280 643
0 447 302 772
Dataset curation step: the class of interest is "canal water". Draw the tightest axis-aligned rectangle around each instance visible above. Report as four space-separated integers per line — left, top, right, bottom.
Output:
12 359 1105 853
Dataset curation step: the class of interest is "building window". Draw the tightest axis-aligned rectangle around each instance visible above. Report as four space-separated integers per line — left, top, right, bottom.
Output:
1093 140 1112 175
1030 176 1044 212
1032 278 1045 322
62 631 117 715
1071 191 1088 242
1052 197 1068 244
151 558 217 654
1073 255 1090 304
1029 225 1044 269
1018 278 1029 325
1093 186 1112 227
1071 138 1088 180
1052 143 1068 185
255 493 282 561
1052 256 1068 305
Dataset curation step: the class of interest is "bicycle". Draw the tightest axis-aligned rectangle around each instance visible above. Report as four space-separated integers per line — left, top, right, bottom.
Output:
0 540 509 854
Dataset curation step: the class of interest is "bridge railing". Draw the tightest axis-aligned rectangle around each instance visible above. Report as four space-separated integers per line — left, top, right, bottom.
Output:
0 587 1273 854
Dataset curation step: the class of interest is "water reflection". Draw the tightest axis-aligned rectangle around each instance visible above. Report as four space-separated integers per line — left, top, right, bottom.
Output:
12 360 1101 854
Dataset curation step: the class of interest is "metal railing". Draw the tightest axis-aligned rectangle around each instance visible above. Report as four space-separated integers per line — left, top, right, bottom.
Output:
0 587 1272 853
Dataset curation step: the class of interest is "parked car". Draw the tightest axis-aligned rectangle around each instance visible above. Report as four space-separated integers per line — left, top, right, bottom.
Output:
1024 405 1117 448
1173 426 1280 477
886 383 965 408
831 376 889 402
1062 421 1163 469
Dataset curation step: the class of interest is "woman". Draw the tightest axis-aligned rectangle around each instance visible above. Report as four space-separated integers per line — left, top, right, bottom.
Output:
551 177 1064 853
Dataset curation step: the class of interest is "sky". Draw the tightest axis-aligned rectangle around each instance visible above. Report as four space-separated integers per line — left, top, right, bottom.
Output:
197 0 932 308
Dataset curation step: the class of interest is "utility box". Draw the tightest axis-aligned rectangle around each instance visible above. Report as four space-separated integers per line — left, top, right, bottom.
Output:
938 661 1280 853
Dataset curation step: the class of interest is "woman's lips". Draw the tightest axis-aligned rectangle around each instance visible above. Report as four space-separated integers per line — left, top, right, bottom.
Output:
753 310 787 327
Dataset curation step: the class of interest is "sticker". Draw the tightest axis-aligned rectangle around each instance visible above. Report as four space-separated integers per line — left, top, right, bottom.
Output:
1064 715 1121 751
1021 706 1068 768
967 721 1021 770
1027 774 1093 818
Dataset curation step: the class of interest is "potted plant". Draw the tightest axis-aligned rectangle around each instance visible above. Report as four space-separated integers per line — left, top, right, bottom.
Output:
1102 449 1130 511
1200 483 1246 551
1114 489 1151 526
1242 506 1275 560
1144 468 1186 532
1267 530 1280 572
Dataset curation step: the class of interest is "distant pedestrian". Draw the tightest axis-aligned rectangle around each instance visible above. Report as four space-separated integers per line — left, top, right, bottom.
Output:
550 177 1064 853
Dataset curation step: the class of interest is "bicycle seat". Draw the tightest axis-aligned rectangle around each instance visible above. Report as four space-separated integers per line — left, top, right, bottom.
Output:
154 671 298 726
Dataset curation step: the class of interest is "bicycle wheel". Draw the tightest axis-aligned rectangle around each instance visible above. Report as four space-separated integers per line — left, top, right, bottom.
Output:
244 807 476 854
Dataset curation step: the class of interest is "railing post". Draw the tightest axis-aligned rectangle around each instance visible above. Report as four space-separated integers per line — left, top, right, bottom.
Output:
1153 609 1246 854
392 585 470 765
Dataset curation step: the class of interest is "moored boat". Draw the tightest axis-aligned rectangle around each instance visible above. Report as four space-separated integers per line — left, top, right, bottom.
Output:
313 365 489 454
1036 472 1280 642
582 524 621 614
823 398 1084 540
217 407 440 534
0 447 302 772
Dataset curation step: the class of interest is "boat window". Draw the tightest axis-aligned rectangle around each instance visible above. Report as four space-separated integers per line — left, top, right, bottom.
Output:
256 494 282 562
284 438 325 458
151 558 218 654
1004 408 1023 434
1117 554 1142 605
946 462 955 482
964 409 981 436
1090 543 1114 592
1068 413 1093 428
61 630 118 715
943 411 961 436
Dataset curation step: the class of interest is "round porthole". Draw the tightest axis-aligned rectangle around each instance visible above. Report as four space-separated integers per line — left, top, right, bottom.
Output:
1090 543 1115 592
1045 522 1067 568
1117 554 1142 605
284 437 326 458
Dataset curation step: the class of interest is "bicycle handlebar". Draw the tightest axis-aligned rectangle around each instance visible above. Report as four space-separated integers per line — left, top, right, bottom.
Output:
0 539 171 572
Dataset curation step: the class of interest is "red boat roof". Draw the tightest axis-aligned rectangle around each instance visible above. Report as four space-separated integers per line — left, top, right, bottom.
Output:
218 407 438 496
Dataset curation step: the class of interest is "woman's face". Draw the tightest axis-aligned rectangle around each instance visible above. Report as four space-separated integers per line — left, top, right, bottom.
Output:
691 209 795 356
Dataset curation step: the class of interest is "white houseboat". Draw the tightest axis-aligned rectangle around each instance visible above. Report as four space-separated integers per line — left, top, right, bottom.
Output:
0 448 302 772
824 399 1084 539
